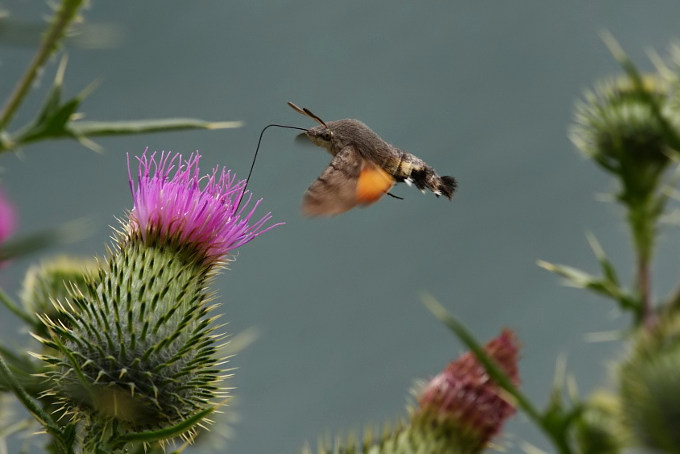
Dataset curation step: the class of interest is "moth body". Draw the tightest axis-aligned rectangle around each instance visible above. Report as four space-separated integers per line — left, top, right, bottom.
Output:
288 102 457 216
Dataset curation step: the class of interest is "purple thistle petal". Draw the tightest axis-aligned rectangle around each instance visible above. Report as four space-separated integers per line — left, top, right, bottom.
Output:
128 150 282 261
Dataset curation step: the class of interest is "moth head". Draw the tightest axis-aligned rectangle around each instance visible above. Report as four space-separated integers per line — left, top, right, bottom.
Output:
305 124 336 150
287 102 375 153
288 101 336 151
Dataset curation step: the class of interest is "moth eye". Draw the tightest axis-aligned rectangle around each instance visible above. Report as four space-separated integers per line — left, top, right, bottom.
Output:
322 131 332 141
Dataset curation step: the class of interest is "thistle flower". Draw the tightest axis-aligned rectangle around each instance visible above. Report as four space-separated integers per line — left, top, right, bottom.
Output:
306 330 520 454
128 151 281 265
36 151 280 450
412 329 520 453
0 188 16 245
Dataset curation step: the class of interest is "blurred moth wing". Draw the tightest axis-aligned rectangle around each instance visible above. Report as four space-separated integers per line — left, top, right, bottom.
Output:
302 146 395 216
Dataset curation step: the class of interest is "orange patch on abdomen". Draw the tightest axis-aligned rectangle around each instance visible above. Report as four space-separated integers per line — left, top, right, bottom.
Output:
356 165 395 204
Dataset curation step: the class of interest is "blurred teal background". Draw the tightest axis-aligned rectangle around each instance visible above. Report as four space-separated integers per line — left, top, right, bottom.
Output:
3 1 680 452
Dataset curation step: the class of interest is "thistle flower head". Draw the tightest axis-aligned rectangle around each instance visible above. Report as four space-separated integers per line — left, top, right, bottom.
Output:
305 330 521 454
414 329 520 453
572 76 672 165
37 150 281 449
571 75 679 201
128 150 281 264
0 188 16 244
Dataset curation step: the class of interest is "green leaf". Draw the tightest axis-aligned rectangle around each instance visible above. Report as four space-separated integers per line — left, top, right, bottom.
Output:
538 259 641 314
10 59 94 148
3 52 242 152
18 98 82 145
112 406 215 445
0 355 71 452
0 285 35 327
68 118 243 137
0 345 45 396
35 56 67 126
537 260 616 296
585 233 619 286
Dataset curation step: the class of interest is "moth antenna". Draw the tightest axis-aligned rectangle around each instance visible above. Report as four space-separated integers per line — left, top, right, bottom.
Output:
237 123 308 212
286 101 307 116
287 101 327 127
386 192 404 200
302 107 327 127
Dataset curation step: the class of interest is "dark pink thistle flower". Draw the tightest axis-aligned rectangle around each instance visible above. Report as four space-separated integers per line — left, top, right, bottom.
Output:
0 188 16 244
0 188 16 268
128 150 282 263
415 329 520 451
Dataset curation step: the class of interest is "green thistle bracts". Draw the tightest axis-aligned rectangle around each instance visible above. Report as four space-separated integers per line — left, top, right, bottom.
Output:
21 256 97 338
377 418 502 454
35 228 223 445
308 421 482 454
618 315 680 453
306 402 509 454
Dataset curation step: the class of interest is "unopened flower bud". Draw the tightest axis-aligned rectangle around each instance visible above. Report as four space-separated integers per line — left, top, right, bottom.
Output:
575 390 628 454
21 256 96 337
412 329 520 453
619 316 680 452
571 75 677 198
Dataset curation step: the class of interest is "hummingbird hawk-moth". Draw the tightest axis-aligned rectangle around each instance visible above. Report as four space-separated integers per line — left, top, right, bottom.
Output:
288 102 457 216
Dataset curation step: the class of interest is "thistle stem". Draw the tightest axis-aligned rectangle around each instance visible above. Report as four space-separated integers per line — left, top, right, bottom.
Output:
0 286 37 327
626 194 658 327
0 355 71 453
0 0 85 131
638 253 657 328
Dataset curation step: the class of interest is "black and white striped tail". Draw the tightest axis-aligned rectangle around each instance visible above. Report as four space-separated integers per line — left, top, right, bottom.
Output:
393 152 457 199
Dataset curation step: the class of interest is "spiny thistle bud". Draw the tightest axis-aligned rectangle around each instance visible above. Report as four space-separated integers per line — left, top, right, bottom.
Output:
21 256 97 337
575 390 628 454
35 151 280 449
308 330 520 454
619 316 680 452
571 75 677 199
662 44 680 113
412 329 519 454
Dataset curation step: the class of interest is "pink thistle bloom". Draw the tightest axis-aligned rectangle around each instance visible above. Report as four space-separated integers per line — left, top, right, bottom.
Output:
0 188 16 244
416 329 520 450
128 150 282 262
